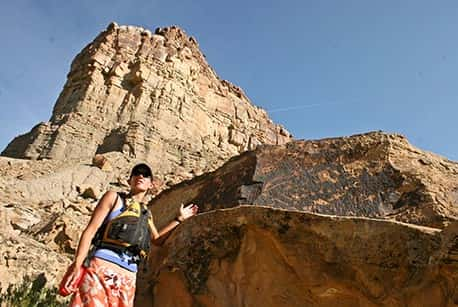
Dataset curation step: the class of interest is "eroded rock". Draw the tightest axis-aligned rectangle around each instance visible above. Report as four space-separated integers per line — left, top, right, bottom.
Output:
139 206 458 307
2 23 291 181
150 132 458 229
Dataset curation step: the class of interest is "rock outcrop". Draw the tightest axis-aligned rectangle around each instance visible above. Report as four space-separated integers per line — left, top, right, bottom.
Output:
2 23 291 182
141 206 458 307
139 132 458 306
149 132 458 229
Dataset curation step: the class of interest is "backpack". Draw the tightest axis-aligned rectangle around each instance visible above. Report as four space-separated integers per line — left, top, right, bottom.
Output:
92 192 152 262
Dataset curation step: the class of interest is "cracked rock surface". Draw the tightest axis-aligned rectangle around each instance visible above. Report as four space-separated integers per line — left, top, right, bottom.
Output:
150 131 458 229
140 206 458 307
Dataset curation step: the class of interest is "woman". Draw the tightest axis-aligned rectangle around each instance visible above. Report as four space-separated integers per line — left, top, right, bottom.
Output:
63 163 198 306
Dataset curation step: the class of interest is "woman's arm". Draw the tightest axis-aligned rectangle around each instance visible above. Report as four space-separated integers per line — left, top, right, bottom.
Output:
150 203 198 245
63 191 118 291
73 191 118 265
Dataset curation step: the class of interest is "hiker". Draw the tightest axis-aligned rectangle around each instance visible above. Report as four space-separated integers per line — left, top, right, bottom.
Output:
62 163 198 306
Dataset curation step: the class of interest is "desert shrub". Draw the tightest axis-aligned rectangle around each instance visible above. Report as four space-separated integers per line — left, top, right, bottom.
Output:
0 274 68 307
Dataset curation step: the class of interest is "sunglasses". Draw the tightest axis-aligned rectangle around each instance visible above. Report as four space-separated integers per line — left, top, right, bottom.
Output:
131 168 152 178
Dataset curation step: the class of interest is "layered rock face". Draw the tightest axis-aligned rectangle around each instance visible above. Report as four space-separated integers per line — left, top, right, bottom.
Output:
140 132 458 306
144 207 458 307
149 132 458 229
2 23 291 180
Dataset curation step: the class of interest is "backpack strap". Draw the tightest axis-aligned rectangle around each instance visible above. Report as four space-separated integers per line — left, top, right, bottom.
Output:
92 192 121 246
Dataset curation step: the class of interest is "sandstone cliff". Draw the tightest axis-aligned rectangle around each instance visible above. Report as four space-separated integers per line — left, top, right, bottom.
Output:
2 22 291 181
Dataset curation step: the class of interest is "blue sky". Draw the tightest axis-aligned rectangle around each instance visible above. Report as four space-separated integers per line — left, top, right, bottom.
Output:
1 0 457 161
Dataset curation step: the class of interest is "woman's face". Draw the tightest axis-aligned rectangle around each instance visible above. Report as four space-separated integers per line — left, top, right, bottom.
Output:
129 174 153 193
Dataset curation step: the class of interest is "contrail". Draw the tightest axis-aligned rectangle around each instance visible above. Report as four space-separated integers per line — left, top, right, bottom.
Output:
267 101 347 113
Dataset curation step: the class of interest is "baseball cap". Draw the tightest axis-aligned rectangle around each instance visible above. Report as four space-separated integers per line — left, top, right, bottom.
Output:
130 163 153 179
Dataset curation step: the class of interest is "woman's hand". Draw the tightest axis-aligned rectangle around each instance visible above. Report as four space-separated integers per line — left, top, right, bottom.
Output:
178 203 199 221
152 203 199 246
63 262 82 293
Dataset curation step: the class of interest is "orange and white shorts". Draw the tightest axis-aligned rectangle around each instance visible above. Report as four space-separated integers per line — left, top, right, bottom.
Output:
70 257 136 307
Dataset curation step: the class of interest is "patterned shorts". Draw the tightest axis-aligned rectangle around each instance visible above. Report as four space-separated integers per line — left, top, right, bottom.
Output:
70 257 136 307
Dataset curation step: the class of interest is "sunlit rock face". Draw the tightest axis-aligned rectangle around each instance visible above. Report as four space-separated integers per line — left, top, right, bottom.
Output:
140 207 458 307
150 131 458 229
140 131 458 306
2 22 291 180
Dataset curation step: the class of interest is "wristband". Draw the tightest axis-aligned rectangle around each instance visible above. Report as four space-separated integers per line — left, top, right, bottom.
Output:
174 216 182 224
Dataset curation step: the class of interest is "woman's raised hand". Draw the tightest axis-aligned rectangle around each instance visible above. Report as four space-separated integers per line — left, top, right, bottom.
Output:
179 203 199 221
